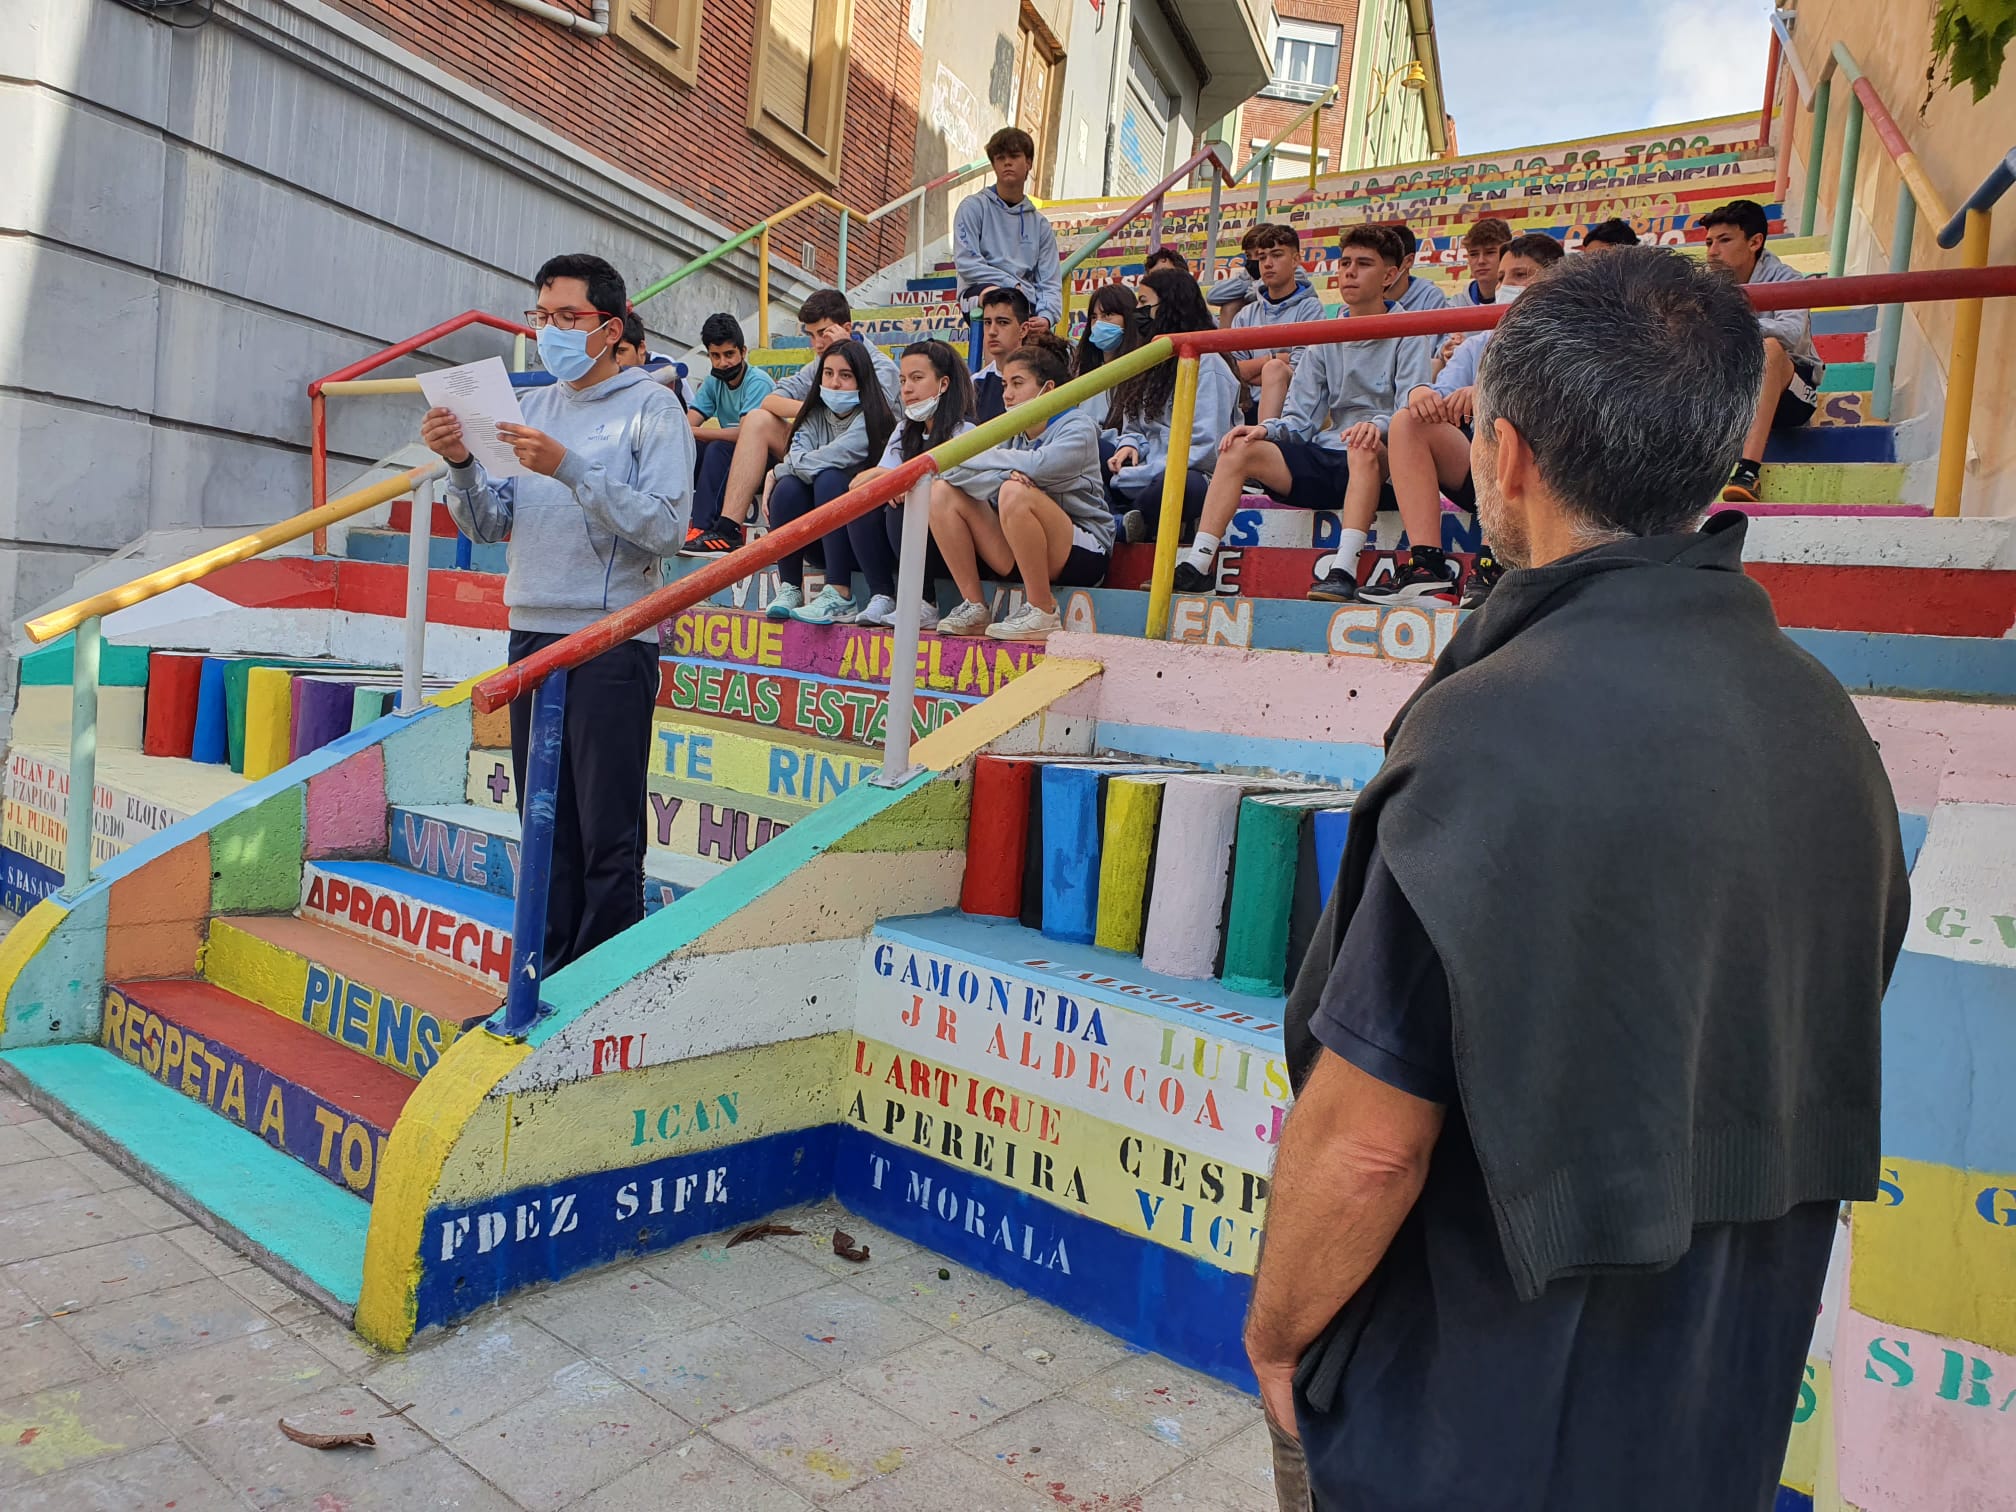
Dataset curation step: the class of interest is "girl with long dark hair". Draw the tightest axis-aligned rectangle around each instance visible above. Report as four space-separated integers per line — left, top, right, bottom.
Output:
1103 267 1241 544
763 339 898 623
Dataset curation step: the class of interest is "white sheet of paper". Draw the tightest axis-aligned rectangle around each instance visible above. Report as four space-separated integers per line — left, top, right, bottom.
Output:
418 357 529 477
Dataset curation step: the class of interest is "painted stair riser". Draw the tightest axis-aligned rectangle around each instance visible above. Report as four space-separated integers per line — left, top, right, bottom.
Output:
101 987 392 1201
388 805 709 912
301 861 514 988
658 660 980 747
651 717 881 810
387 498 463 537
202 919 473 1079
466 755 798 868
663 607 1045 697
346 530 508 574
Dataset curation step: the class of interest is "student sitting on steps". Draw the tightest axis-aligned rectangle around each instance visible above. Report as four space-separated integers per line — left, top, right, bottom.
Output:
930 336 1111 641
682 313 774 550
1176 225 1430 599
1208 224 1268 328
838 340 977 630
685 288 899 556
1381 231 1567 611
762 340 898 625
1144 246 1190 276
1229 222 1327 423
974 286 1033 423
1462 217 1513 305
1073 283 1143 430
1580 217 1641 253
1105 268 1240 546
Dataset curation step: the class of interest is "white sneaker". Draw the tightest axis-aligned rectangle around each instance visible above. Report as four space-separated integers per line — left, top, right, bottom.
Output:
790 585 857 624
765 584 804 620
985 602 1063 641
916 598 941 631
936 599 993 636
851 594 899 627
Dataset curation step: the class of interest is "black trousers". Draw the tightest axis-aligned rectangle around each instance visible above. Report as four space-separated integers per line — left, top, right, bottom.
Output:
507 629 658 973
692 439 734 530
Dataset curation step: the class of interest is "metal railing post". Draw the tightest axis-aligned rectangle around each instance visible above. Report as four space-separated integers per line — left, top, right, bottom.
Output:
1256 152 1273 221
512 333 527 372
400 476 432 715
969 304 984 372
876 471 936 785
758 226 773 349
499 668 568 1037
1801 76 1830 239
454 533 473 571
63 615 102 895
1143 355 1201 640
1307 104 1322 196
310 394 329 556
1934 208 1993 518
1872 183 1916 422
1205 159 1225 284
1829 93 1864 278
837 208 850 291
1150 195 1165 255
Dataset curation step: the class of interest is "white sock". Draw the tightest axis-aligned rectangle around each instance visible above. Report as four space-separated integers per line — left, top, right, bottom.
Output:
1335 528 1368 575
1184 532 1221 571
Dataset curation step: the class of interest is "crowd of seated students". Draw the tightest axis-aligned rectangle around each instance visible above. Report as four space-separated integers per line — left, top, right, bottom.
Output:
675 117 1804 636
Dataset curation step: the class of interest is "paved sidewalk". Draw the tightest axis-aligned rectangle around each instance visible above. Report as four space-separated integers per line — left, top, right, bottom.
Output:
0 1086 1273 1510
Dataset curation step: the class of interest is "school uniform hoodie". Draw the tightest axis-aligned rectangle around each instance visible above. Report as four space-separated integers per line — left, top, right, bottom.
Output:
1747 250 1824 376
1108 355 1242 494
773 408 872 484
775 344 902 408
444 367 692 640
1263 309 1435 452
954 187 1064 325
1230 275 1329 367
941 409 1113 552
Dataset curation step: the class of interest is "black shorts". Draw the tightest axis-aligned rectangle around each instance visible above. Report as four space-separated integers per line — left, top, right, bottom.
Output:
1771 386 1817 430
1054 543 1109 588
1265 437 1355 510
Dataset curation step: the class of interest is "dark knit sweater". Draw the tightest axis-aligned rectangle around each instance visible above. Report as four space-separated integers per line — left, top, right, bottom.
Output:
1283 512 1910 1299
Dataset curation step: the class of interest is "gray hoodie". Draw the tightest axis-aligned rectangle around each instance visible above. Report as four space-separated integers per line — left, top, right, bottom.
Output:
773 407 873 484
1264 316 1435 452
444 367 691 639
1109 355 1242 492
941 409 1112 552
954 187 1063 325
1747 250 1824 376
1230 274 1328 367
775 342 902 408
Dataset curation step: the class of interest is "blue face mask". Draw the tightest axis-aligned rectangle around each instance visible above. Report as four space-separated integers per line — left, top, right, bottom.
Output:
1088 320 1124 352
537 322 604 383
822 385 861 414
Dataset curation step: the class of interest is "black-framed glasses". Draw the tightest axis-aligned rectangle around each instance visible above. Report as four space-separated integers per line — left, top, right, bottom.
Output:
523 307 612 330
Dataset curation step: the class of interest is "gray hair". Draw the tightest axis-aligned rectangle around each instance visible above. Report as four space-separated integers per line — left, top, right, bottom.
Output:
1475 247 1764 537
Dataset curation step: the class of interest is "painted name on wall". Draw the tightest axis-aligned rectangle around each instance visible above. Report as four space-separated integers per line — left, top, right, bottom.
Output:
658 661 973 745
663 608 1041 695
300 962 452 1077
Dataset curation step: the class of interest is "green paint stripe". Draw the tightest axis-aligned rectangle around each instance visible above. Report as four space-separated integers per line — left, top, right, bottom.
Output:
1821 362 1875 393
20 639 153 688
1218 799 1303 999
0 1044 369 1305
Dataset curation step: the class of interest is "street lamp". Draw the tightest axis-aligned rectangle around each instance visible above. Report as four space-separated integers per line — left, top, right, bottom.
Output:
1364 58 1426 163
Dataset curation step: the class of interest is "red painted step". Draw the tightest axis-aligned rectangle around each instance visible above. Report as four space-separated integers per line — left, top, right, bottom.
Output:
387 499 462 538
1815 331 1868 363
101 978 417 1200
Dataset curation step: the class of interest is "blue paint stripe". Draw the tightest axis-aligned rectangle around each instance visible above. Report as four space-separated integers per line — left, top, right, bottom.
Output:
1040 766 1103 946
834 1124 1258 1392
1879 951 2016 1172
1787 627 2016 700
345 530 509 575
1773 1486 1815 1512
1096 721 1387 789
0 1044 369 1305
1813 305 1878 333
1 848 62 916
1900 810 1929 871
414 1124 836 1332
310 858 516 933
192 657 230 765
1763 425 1894 463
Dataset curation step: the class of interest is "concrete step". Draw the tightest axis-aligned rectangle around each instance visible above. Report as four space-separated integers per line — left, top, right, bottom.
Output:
300 858 515 990
387 499 462 538
656 656 982 747
389 802 721 914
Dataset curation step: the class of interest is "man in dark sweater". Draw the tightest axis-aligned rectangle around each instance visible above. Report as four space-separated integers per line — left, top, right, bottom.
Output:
1246 247 1910 1512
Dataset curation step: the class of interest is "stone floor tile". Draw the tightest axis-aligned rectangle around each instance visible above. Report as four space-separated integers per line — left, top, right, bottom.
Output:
0 1155 115 1211
963 1398 1190 1506
118 1326 350 1434
843 1249 1027 1332
707 1376 931 1502
102 1183 188 1232
184 1382 434 1508
3 1439 249 1511
444 1360 690 1510
217 1265 328 1328
842 1333 1050 1439
287 1314 385 1377
0 1313 102 1395
0 1377 172 1489
643 1232 834 1314
161 1224 257 1276
744 1281 935 1372
269 1448 518 1511
0 1124 54 1165
54 1276 274 1371
826 1445 1063 1512
63 1151 138 1193
952 1298 1136 1386
1202 1419 1276 1495
4 1230 215 1312
783 1202 921 1277
0 1191 157 1266
1067 1354 1259 1455
362 1314 585 1439
574 1435 817 1512
517 1266 718 1361
0 1283 43 1327
1135 1459 1280 1512
21 1122 85 1157
607 1316 821 1425
0 1094 43 1126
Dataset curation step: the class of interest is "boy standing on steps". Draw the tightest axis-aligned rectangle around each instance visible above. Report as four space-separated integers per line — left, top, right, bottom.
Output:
682 314 774 548
955 127 1063 336
684 289 899 556
1701 199 1825 503
1176 226 1430 599
421 253 691 972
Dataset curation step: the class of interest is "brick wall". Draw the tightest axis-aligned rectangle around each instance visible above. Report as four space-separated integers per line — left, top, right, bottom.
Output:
1240 0 1359 177
328 0 923 301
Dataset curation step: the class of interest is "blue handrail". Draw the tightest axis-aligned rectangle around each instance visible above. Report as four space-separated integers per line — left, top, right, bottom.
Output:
1941 146 2016 249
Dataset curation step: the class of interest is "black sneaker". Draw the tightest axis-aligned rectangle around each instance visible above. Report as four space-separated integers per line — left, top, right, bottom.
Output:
1171 560 1214 594
1359 545 1462 604
681 520 745 557
1306 567 1360 603
1459 547 1504 610
1120 509 1149 544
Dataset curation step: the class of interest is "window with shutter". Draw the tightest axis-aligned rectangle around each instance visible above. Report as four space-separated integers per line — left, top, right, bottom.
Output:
747 0 854 182
614 0 702 86
764 0 819 137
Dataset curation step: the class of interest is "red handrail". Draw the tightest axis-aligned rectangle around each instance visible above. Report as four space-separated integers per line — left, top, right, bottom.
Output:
1057 144 1239 278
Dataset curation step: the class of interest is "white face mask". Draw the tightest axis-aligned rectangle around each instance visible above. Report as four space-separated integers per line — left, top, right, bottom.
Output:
1494 283 1526 306
903 393 941 423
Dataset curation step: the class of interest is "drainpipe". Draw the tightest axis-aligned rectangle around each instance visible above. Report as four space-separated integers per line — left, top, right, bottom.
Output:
1100 0 1133 198
497 0 609 36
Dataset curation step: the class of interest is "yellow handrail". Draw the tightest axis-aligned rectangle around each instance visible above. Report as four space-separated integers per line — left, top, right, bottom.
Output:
26 462 444 644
